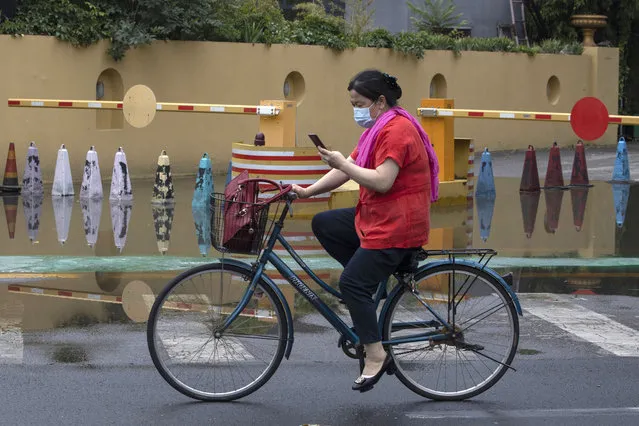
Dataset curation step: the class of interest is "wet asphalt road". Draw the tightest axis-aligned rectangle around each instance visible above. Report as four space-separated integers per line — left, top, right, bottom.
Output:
0 294 638 425
0 357 638 426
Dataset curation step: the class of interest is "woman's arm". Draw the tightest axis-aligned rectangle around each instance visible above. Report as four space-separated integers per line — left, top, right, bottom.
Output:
291 157 355 198
318 147 400 194
338 158 399 194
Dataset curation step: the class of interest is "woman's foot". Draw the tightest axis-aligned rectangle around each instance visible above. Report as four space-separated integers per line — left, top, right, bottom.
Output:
352 342 391 392
361 342 386 376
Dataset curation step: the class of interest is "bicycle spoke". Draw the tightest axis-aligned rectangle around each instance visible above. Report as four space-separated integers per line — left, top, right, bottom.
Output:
385 264 518 400
222 333 281 341
465 347 517 371
458 303 507 333
148 265 286 401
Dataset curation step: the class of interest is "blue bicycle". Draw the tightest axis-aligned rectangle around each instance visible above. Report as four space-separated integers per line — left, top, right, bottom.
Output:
147 186 523 401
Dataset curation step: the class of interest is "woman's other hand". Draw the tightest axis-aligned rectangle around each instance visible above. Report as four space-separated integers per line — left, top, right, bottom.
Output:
318 146 348 170
291 184 310 199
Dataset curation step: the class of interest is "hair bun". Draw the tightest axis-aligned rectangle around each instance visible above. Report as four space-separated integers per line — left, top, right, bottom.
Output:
382 73 402 99
382 73 399 89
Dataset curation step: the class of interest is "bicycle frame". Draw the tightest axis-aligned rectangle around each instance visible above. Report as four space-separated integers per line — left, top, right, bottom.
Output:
219 197 460 349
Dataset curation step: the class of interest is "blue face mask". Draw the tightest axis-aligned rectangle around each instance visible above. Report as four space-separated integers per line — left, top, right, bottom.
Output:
353 104 377 129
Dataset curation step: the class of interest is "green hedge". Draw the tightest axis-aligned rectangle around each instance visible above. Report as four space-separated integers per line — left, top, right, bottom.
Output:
0 0 584 60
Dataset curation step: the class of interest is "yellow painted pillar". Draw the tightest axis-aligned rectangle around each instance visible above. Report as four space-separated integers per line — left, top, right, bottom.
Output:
421 227 454 295
420 98 455 182
423 227 454 250
259 100 297 147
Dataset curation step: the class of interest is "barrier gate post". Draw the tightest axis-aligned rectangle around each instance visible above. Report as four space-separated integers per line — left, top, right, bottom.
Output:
420 98 455 182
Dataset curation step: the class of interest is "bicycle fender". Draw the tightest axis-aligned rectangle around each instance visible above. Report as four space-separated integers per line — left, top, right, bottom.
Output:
215 258 296 359
381 260 523 318
479 265 523 316
428 260 522 316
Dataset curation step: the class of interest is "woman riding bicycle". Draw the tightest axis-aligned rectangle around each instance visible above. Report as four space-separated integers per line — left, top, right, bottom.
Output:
291 69 440 392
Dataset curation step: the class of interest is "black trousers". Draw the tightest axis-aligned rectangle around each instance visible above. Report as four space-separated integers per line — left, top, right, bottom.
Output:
312 208 417 344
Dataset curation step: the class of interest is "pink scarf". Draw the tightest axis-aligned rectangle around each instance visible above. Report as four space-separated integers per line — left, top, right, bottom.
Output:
355 106 440 202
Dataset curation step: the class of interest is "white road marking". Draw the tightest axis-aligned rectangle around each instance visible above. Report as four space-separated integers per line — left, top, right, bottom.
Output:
158 318 255 363
0 301 24 364
406 406 639 420
520 293 639 357
0 327 23 364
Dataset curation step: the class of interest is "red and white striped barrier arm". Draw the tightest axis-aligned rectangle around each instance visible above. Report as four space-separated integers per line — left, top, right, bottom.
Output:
418 107 639 125
8 99 280 116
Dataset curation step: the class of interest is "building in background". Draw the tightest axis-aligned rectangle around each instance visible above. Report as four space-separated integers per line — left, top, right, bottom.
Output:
349 0 514 39
0 0 17 21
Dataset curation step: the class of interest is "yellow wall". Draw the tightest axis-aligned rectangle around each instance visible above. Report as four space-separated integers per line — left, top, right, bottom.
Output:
0 36 619 182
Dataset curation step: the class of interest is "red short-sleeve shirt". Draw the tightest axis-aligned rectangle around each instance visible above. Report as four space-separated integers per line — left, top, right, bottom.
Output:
351 116 431 249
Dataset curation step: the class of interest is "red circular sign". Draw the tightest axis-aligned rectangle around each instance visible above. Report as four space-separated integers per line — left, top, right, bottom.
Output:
570 97 609 141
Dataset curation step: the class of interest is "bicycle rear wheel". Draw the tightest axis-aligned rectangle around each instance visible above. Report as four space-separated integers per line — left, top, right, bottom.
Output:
147 263 287 401
383 263 519 401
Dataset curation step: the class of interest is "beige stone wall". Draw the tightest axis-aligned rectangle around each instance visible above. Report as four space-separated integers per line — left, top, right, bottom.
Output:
0 36 619 182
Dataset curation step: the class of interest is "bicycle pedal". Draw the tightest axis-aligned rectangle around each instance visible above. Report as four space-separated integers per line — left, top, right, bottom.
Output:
386 362 396 376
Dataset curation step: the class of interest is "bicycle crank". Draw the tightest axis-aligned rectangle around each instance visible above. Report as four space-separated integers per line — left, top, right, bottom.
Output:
337 334 359 359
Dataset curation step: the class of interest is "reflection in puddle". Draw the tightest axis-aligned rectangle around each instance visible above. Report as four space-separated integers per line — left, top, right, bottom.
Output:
152 205 174 255
476 196 495 242
570 188 589 232
81 198 102 248
52 196 73 245
22 195 43 244
2 195 18 240
192 204 212 257
122 280 156 323
110 201 133 252
612 183 630 228
543 189 564 234
519 191 540 238
2 176 639 359
3 176 638 257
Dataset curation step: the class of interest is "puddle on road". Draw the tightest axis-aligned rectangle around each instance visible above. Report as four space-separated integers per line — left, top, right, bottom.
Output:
1 175 638 363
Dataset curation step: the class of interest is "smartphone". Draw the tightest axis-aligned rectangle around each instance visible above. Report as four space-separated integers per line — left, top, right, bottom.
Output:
308 134 327 150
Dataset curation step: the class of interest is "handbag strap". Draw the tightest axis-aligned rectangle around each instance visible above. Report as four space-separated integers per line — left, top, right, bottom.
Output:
231 178 292 206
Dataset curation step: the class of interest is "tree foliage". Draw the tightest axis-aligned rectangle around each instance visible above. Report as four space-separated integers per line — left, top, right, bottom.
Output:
524 0 639 114
344 0 375 45
0 0 584 62
407 0 468 34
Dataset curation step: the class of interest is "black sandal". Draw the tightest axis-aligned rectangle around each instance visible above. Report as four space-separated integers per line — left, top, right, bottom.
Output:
352 354 394 392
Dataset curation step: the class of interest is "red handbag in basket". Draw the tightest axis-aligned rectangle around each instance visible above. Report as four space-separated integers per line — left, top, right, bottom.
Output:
223 170 260 252
222 170 291 253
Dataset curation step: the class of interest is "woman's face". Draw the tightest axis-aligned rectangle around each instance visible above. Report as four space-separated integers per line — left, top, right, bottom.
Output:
349 89 386 118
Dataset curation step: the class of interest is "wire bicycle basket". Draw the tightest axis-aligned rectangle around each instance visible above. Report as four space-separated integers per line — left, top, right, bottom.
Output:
209 192 273 255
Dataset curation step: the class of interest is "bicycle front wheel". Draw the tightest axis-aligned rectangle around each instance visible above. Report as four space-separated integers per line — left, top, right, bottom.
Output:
383 263 519 401
147 263 287 401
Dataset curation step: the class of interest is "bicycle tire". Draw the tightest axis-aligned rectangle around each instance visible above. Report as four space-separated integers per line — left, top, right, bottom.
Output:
147 262 288 401
383 263 519 401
